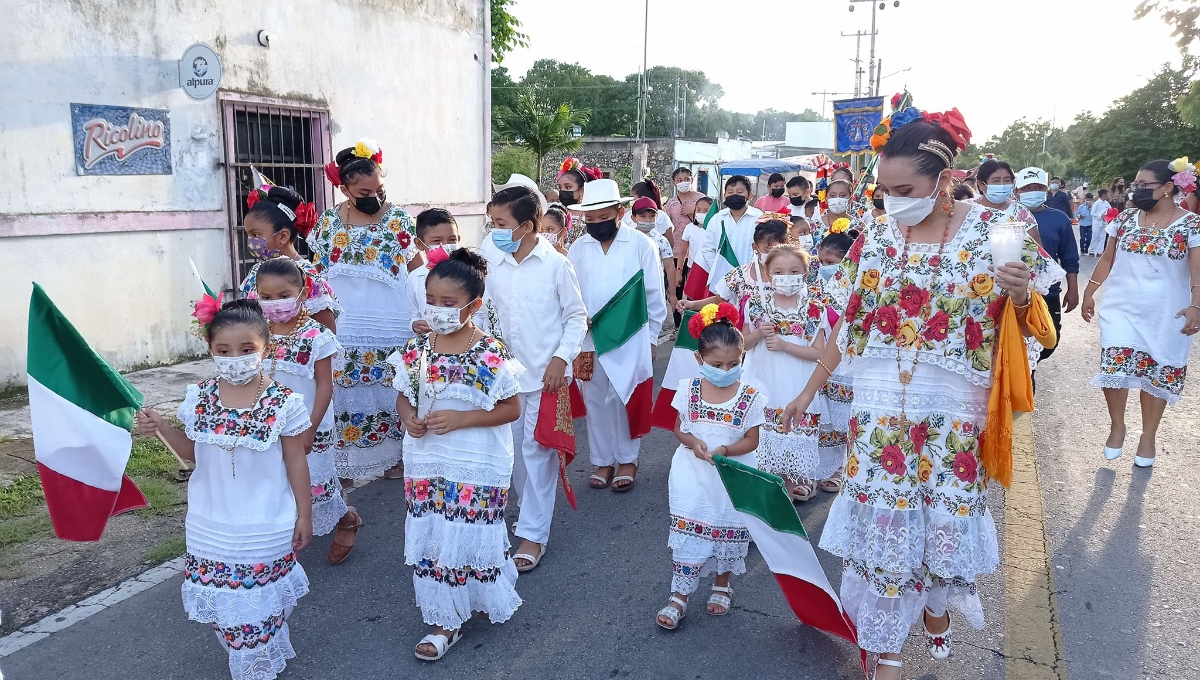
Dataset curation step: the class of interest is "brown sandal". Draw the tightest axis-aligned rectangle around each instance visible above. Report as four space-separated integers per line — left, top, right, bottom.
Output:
328 506 363 565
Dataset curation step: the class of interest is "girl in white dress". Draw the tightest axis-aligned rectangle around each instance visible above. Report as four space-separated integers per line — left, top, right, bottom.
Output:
743 244 831 501
137 300 312 680
390 249 524 661
657 303 765 630
678 219 789 327
1082 158 1200 467
308 140 422 482
254 258 364 565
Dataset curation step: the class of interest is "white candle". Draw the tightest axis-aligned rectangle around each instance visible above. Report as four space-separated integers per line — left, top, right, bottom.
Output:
990 221 1026 269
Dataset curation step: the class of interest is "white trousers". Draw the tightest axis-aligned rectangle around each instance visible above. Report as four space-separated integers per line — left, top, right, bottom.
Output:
1090 221 1107 255
579 359 641 468
511 391 559 545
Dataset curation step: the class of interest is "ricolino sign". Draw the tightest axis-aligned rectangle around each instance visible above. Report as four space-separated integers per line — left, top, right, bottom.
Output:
70 103 172 176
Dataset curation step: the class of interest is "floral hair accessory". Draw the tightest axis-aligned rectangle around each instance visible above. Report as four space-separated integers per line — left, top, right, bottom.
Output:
689 302 740 339
1169 157 1197 193
557 157 602 181
1168 157 1189 173
352 138 384 164
864 184 877 200
191 289 224 340
757 211 791 224
924 108 972 151
323 161 342 186
293 202 318 237
830 217 851 234
425 244 451 269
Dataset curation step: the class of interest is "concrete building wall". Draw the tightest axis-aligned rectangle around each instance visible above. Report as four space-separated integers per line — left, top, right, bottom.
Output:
539 138 676 192
0 0 490 385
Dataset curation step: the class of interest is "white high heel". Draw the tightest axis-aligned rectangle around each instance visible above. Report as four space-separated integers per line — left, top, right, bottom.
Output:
1134 455 1155 468
1103 446 1123 460
873 658 903 680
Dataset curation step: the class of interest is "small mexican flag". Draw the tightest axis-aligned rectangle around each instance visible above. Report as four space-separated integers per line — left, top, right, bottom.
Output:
27 284 147 541
707 218 742 289
651 309 700 430
681 200 721 300
713 454 867 675
591 269 654 439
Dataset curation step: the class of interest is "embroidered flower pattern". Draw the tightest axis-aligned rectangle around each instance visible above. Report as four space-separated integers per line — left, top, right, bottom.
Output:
1112 210 1200 261
414 557 505 586
669 516 751 543
191 379 291 443
309 206 415 278
334 409 398 449
685 378 756 427
212 611 287 650
335 346 397 388
1098 346 1187 396
405 477 509 525
400 334 513 400
184 552 296 589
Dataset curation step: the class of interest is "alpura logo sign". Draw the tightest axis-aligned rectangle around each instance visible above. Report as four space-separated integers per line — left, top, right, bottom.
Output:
179 44 222 100
70 103 172 176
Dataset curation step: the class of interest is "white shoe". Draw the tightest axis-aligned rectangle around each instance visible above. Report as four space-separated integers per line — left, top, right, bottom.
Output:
1134 455 1155 468
414 629 461 661
873 658 902 680
1103 446 1123 460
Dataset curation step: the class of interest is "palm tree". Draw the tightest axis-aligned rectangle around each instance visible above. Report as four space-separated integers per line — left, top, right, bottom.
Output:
493 88 591 183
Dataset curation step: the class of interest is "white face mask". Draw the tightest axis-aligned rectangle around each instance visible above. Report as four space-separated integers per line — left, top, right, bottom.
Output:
424 301 474 335
676 181 692 193
634 220 655 233
772 274 805 297
213 353 263 385
796 233 815 251
756 251 769 265
883 182 940 226
826 197 850 214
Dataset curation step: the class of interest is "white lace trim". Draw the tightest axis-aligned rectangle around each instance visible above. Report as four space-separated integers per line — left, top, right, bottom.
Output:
320 262 410 291
840 569 984 654
332 382 402 413
819 497 999 580
217 620 296 680
404 514 512 570
852 346 993 388
1089 373 1182 405
182 564 309 629
180 387 310 451
334 441 401 479
304 293 343 317
849 383 989 419
390 352 524 413
311 478 348 537
758 430 821 483
412 560 521 629
336 333 412 349
668 531 749 595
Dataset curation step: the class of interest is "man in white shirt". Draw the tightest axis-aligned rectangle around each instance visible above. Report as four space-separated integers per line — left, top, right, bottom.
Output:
568 180 668 493
699 174 764 287
483 186 588 571
1089 188 1112 256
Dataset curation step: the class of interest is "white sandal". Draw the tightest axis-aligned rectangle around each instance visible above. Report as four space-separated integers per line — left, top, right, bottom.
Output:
873 658 902 680
414 629 462 661
656 595 688 630
707 585 733 615
513 543 546 573
923 608 953 659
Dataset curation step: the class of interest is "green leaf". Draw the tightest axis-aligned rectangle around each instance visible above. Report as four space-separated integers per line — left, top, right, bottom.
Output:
946 430 963 455
869 426 887 450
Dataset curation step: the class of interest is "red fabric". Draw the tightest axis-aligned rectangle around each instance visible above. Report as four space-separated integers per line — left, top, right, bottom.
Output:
650 388 678 431
682 265 711 300
533 389 578 510
625 378 655 439
568 381 587 419
774 573 868 677
37 462 147 542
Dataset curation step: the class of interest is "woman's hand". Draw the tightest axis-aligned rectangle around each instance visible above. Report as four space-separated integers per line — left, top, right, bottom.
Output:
995 261 1032 304
425 410 468 436
292 517 313 552
135 409 164 437
404 412 428 438
1176 305 1200 335
782 388 817 433
1080 294 1097 323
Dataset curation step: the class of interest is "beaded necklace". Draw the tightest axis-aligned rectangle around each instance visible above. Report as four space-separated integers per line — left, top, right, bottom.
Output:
212 373 269 478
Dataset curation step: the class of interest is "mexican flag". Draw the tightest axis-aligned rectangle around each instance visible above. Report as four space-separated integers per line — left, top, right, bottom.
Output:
591 270 654 439
707 220 742 289
714 454 867 675
27 284 147 542
681 199 722 300
651 309 700 430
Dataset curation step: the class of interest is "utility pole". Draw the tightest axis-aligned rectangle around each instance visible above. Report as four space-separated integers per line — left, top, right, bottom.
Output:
847 0 902 97
812 90 851 118
633 0 650 182
840 31 868 97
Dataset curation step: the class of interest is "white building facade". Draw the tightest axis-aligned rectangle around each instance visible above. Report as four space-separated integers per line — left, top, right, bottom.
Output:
0 0 491 386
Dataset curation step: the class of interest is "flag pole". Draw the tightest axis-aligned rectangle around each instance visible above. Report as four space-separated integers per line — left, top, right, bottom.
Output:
154 431 189 468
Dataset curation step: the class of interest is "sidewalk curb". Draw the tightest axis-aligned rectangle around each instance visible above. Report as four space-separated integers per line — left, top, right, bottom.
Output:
1004 412 1068 680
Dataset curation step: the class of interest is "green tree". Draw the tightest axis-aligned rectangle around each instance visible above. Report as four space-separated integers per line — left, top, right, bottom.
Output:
490 0 529 64
493 88 591 182
1072 60 1200 186
491 66 519 116
1179 81 1200 127
1135 0 1200 54
629 66 726 138
491 145 537 184
521 60 634 136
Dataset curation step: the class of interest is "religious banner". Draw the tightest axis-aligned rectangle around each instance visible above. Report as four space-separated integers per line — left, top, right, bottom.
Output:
70 103 172 176
832 97 884 155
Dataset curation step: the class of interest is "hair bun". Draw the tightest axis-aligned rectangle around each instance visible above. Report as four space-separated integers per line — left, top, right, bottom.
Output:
449 247 488 277
221 298 263 315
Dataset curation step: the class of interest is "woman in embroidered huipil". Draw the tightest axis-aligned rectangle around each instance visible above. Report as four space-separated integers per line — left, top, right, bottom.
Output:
1082 158 1200 467
389 249 524 661
137 300 312 680
308 141 423 482
657 304 764 631
781 114 1057 680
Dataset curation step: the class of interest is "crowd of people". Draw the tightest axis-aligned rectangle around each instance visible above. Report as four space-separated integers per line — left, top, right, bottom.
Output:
132 110 1200 679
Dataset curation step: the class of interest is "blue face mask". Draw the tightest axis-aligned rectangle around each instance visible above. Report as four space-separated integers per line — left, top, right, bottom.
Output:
699 362 742 388
490 227 522 253
819 264 840 281
1018 191 1047 209
984 184 1013 204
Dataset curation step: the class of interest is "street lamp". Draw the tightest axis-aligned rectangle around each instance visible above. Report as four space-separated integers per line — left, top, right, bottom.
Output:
847 0 901 96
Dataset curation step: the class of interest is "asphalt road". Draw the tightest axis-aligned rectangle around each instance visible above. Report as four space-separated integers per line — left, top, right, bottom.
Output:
1033 255 1200 680
1 354 1009 680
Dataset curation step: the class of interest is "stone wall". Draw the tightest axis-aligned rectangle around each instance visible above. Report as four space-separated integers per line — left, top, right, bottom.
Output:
530 137 677 192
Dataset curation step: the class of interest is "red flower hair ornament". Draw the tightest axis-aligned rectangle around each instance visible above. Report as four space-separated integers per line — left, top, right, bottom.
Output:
293 202 318 237
688 302 741 339
324 161 342 187
924 108 972 151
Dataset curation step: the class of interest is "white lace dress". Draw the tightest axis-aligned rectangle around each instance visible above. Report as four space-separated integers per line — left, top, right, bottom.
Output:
268 319 348 535
388 333 525 629
177 379 311 680
667 379 764 595
742 291 833 483
308 205 418 478
1092 208 1200 403
821 206 1059 653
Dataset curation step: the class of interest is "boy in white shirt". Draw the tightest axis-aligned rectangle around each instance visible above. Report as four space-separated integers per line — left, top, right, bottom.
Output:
483 186 588 571
631 197 679 313
408 208 461 334
568 180 668 493
1089 188 1113 256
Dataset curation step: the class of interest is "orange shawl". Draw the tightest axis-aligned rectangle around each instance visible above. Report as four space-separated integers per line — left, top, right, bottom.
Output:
981 292 1056 487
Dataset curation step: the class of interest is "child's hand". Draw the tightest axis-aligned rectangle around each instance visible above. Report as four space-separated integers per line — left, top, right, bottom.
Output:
674 299 689 313
425 410 467 436
412 320 432 335
758 320 776 335
405 413 428 438
136 409 164 437
292 517 313 552
691 440 711 462
764 333 785 351
542 357 568 393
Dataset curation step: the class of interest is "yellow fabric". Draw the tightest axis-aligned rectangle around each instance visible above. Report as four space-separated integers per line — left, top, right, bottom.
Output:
982 292 1054 487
